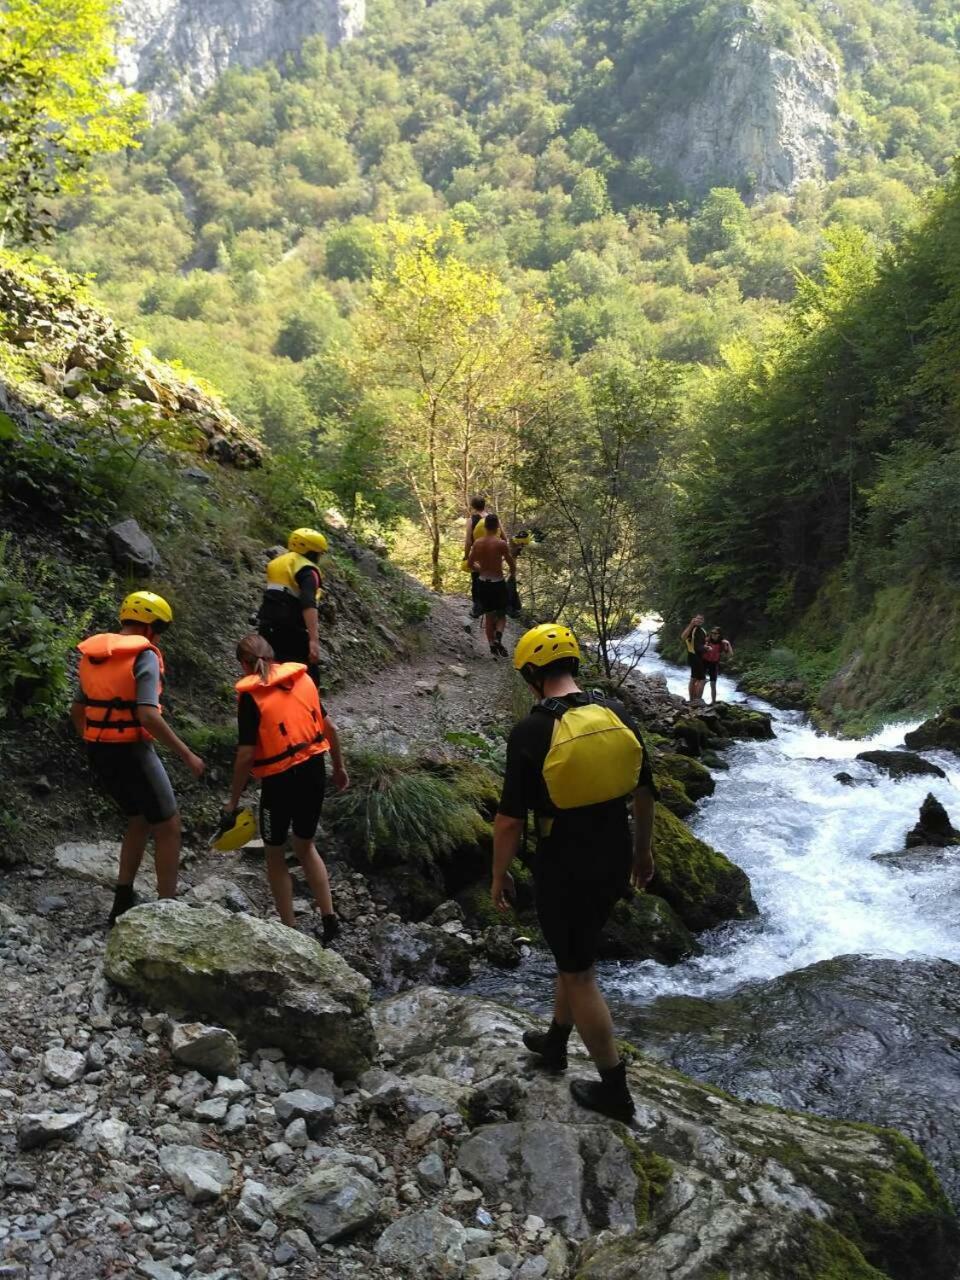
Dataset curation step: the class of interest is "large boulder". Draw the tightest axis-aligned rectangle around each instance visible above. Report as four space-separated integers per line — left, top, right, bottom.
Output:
104 902 376 1077
906 793 958 848
374 987 958 1280
905 707 960 754
596 893 702 965
621 955 960 1215
856 749 946 780
106 517 161 575
649 804 757 932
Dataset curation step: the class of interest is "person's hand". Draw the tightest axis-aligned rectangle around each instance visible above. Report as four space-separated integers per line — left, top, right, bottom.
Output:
491 871 515 913
308 639 321 665
332 764 350 792
183 750 206 779
631 849 655 891
218 806 238 836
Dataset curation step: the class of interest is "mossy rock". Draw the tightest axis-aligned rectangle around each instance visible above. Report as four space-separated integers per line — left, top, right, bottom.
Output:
596 893 702 965
651 804 757 932
652 772 695 818
905 707 960 754
712 702 775 740
672 716 712 756
656 751 716 801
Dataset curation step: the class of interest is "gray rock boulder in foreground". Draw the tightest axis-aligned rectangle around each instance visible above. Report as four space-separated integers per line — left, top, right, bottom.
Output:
104 901 376 1077
374 987 959 1279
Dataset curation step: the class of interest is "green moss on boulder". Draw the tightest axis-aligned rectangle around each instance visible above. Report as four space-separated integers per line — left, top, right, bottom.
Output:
657 751 716 801
597 893 702 965
905 706 960 754
651 804 757 931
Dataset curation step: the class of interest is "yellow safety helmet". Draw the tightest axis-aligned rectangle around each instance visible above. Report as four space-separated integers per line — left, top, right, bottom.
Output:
119 591 173 628
513 623 580 672
512 529 533 547
288 528 328 556
211 808 257 853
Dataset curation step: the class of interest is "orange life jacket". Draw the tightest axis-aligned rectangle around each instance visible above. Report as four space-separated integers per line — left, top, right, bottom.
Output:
236 662 330 779
76 633 164 744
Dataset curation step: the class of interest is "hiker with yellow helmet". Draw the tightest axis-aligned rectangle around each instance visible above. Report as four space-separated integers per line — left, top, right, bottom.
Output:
71 592 205 926
492 623 656 1121
258 528 328 684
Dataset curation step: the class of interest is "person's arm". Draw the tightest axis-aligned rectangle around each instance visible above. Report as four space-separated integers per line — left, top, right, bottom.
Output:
70 699 86 739
632 786 655 888
467 543 480 571
680 620 693 641
492 814 522 911
137 707 205 778
323 716 349 791
502 540 516 576
464 518 474 559
297 567 321 665
226 745 256 812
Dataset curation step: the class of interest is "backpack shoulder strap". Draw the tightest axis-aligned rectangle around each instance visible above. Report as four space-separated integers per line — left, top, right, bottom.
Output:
533 697 569 720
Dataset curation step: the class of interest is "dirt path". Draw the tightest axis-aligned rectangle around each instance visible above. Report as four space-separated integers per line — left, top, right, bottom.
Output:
332 592 524 753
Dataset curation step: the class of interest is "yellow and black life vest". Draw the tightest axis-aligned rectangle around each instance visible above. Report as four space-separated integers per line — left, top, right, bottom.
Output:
236 662 329 778
684 626 704 655
472 516 504 542
264 551 323 604
77 633 165 744
533 693 643 834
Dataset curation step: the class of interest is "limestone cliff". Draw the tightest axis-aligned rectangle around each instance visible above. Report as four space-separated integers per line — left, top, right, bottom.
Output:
117 0 365 117
641 5 843 195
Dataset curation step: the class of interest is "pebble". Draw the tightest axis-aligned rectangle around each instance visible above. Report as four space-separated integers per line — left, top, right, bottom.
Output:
41 1047 85 1087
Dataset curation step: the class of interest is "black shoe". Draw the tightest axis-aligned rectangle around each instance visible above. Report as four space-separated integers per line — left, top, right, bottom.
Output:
522 1022 571 1072
107 884 138 927
321 913 340 946
570 1061 635 1122
490 643 500 658
495 641 509 658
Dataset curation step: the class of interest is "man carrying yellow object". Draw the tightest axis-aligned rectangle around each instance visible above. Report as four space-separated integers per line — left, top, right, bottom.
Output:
491 623 656 1121
72 592 205 926
258 528 327 684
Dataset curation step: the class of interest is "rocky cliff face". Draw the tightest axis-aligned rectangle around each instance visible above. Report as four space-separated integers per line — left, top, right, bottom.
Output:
117 0 365 117
643 6 843 195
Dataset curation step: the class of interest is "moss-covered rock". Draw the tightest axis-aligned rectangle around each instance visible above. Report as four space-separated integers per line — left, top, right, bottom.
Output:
711 701 775 740
905 706 960 754
656 751 716 801
651 804 757 931
105 901 376 1077
596 893 702 965
651 771 695 818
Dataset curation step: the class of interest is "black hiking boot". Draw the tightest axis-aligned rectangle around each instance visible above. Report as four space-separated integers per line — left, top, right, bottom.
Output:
490 643 500 658
522 1020 572 1072
570 1060 636 1122
321 913 341 946
107 883 138 928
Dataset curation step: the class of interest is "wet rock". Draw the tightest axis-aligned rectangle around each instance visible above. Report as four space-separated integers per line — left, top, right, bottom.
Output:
622 954 960 1214
105 902 376 1076
273 1165 378 1243
856 749 946 780
375 1208 468 1277
364 919 472 993
374 986 959 1279
41 1046 85 1086
597 892 702 965
906 793 959 848
106 517 161 575
482 925 521 968
18 1110 85 1149
655 752 716 802
159 1143 231 1203
905 707 960 754
170 1023 240 1079
834 771 857 786
649 804 757 932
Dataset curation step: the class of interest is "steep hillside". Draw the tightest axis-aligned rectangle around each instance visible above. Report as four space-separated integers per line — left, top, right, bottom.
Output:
0 252 431 863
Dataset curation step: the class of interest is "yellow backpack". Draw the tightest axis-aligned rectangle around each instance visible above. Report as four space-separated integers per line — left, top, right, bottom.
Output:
535 693 643 811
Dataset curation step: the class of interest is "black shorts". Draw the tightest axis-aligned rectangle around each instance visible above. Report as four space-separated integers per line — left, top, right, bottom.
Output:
703 660 719 682
534 836 630 973
687 651 706 680
476 578 509 617
87 742 178 826
258 622 320 686
260 753 326 846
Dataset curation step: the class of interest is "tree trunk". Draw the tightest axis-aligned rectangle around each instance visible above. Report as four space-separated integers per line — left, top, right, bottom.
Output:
429 408 443 592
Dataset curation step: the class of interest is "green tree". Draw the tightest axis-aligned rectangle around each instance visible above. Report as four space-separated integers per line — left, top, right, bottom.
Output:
0 0 143 241
324 221 386 281
689 188 750 260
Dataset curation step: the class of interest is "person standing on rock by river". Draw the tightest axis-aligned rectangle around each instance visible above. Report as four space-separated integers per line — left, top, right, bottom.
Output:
491 623 656 1121
468 512 515 657
221 634 349 943
702 626 733 705
257 528 327 685
72 591 206 926
680 614 707 705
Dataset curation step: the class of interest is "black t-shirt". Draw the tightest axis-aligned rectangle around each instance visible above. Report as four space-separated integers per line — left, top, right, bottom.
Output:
260 565 321 628
498 692 656 857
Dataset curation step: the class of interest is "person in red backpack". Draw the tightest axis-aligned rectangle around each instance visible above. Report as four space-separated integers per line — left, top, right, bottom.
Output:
702 626 734 705
222 634 349 942
72 591 206 926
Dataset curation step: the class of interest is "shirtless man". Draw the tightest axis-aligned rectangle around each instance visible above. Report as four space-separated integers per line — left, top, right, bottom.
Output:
468 513 516 657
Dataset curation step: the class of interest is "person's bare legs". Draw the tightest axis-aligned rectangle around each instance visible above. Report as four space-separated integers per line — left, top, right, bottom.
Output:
291 835 334 916
484 612 497 645
553 974 573 1026
709 678 717 705
558 968 619 1070
152 813 182 898
117 815 149 887
266 845 296 927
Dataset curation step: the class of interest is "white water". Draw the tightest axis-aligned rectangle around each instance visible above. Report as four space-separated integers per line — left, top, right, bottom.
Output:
607 624 960 1003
